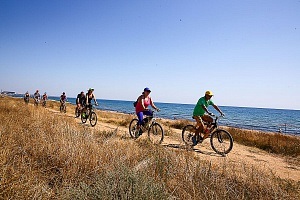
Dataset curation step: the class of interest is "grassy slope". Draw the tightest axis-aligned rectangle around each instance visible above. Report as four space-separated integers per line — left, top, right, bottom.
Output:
0 97 299 199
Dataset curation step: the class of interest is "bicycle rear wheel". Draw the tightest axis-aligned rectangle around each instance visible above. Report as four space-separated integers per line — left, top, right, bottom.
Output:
210 129 233 155
182 125 196 146
148 123 164 144
129 119 139 138
89 112 97 127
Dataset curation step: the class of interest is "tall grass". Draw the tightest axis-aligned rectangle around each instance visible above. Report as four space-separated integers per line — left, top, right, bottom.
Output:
1 97 299 199
226 127 300 156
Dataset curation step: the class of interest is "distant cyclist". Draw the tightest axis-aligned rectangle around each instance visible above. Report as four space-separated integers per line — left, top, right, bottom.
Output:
24 91 30 104
42 92 48 107
135 87 159 131
60 92 67 105
33 90 40 105
192 90 224 145
42 92 48 101
86 88 98 109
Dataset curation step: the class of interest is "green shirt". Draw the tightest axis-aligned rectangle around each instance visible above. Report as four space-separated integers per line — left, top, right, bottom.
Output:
193 96 214 116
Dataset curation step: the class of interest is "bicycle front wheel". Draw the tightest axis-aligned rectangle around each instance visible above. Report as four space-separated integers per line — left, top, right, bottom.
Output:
129 119 139 138
148 123 164 144
89 112 97 127
182 125 196 146
81 111 88 124
75 108 80 118
210 129 233 155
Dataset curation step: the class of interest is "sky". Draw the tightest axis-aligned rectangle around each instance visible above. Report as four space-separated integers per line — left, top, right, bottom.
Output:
0 0 299 110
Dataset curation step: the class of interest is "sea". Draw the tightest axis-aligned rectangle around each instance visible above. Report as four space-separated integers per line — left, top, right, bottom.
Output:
12 94 300 135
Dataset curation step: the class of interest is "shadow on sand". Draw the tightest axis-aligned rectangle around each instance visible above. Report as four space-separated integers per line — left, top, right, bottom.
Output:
163 143 225 158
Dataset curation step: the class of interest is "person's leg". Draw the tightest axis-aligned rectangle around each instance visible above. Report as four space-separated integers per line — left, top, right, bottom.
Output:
136 112 144 127
143 110 153 118
201 115 213 139
194 116 204 138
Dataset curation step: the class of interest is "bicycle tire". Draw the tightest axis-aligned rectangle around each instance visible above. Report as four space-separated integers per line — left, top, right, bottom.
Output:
89 112 97 127
148 123 164 144
81 111 88 124
182 125 196 146
210 129 233 155
129 119 139 138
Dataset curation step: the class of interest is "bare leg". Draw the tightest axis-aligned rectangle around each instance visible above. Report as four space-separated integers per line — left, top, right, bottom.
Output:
194 116 205 141
201 115 213 139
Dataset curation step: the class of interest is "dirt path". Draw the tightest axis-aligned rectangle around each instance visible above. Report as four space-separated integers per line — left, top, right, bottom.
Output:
48 108 300 181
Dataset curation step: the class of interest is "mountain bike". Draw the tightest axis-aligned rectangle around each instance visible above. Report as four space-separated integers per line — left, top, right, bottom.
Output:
60 101 67 113
81 104 97 127
182 115 233 155
129 110 164 144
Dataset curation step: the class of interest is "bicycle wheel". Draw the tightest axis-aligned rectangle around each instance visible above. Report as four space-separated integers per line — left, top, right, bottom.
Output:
81 111 88 124
63 105 67 113
129 119 139 138
148 123 164 144
89 112 97 127
60 105 63 112
182 125 196 146
75 107 80 118
210 129 233 155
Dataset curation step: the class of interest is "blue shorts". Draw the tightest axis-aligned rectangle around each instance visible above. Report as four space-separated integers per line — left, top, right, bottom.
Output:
136 110 153 125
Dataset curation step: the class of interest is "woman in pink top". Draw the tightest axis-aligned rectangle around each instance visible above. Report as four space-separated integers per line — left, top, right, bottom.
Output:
135 87 159 129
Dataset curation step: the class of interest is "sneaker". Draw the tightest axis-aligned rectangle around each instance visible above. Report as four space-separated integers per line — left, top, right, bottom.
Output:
192 135 198 146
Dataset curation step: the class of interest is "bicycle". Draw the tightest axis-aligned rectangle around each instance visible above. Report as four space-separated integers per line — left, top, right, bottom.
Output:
129 110 164 144
81 104 97 127
182 115 233 155
60 101 67 113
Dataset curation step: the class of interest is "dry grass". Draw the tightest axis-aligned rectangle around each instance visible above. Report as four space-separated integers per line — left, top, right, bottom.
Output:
163 119 192 130
225 127 300 157
0 97 299 199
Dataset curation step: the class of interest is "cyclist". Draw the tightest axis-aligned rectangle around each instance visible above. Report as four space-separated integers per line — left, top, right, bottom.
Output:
60 92 67 105
86 88 98 109
76 91 86 117
42 92 48 106
33 90 40 105
135 87 159 132
42 92 48 101
192 90 224 145
24 91 30 103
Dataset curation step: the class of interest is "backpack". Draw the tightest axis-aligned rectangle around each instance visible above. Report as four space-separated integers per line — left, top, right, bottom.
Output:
133 95 144 107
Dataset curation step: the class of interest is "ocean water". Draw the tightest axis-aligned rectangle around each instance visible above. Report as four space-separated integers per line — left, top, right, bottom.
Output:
45 96 300 135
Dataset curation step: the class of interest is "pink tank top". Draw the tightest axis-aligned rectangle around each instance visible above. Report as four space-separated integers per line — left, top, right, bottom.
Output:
136 96 152 113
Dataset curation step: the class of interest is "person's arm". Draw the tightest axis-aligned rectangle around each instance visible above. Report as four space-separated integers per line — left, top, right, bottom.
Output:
93 95 98 105
201 105 211 115
86 96 89 105
213 105 224 116
150 98 159 111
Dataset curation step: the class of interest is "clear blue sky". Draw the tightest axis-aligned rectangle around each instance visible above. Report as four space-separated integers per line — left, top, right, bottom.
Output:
1 0 299 109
